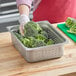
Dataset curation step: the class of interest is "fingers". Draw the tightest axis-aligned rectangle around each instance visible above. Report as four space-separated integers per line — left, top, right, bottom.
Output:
19 25 24 36
19 14 30 36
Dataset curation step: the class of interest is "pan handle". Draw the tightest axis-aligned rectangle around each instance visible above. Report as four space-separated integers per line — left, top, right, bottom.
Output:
6 25 19 32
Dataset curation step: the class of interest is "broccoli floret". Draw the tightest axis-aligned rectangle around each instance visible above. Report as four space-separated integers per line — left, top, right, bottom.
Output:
65 17 76 28
14 32 24 42
23 38 30 47
35 34 46 41
46 39 54 45
67 24 76 34
32 39 46 48
22 37 46 48
24 21 42 37
65 17 76 34
41 31 48 38
23 37 36 48
36 23 42 33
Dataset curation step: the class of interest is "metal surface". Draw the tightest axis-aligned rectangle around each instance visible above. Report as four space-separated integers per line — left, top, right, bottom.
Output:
7 21 67 62
0 21 19 32
0 0 33 32
0 0 33 23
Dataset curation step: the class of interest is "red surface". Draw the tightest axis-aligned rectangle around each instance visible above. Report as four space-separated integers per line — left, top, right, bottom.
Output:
33 0 76 23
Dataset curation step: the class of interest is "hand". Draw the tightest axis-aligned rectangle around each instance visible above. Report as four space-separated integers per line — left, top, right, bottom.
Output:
19 14 30 36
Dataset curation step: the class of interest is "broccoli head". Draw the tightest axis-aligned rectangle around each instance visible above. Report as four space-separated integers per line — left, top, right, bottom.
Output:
22 37 46 48
35 34 46 41
22 38 30 47
67 24 76 34
46 39 55 45
23 37 36 48
14 32 24 42
24 21 42 37
40 31 48 38
65 17 76 28
32 39 46 48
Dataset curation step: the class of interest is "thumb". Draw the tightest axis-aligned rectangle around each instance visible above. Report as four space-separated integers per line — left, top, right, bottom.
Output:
19 25 24 36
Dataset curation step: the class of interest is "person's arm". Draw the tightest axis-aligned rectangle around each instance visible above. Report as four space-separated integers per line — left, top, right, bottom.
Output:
18 5 30 36
16 0 33 16
16 0 33 36
18 5 29 16
18 5 30 25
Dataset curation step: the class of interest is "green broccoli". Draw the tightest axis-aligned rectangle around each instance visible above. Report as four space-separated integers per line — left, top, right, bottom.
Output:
46 39 55 45
24 21 42 37
14 32 24 42
67 24 76 34
35 34 46 41
40 31 48 38
32 39 46 48
22 37 46 48
22 37 36 48
65 17 76 34
65 17 76 28
15 21 54 48
22 38 30 47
